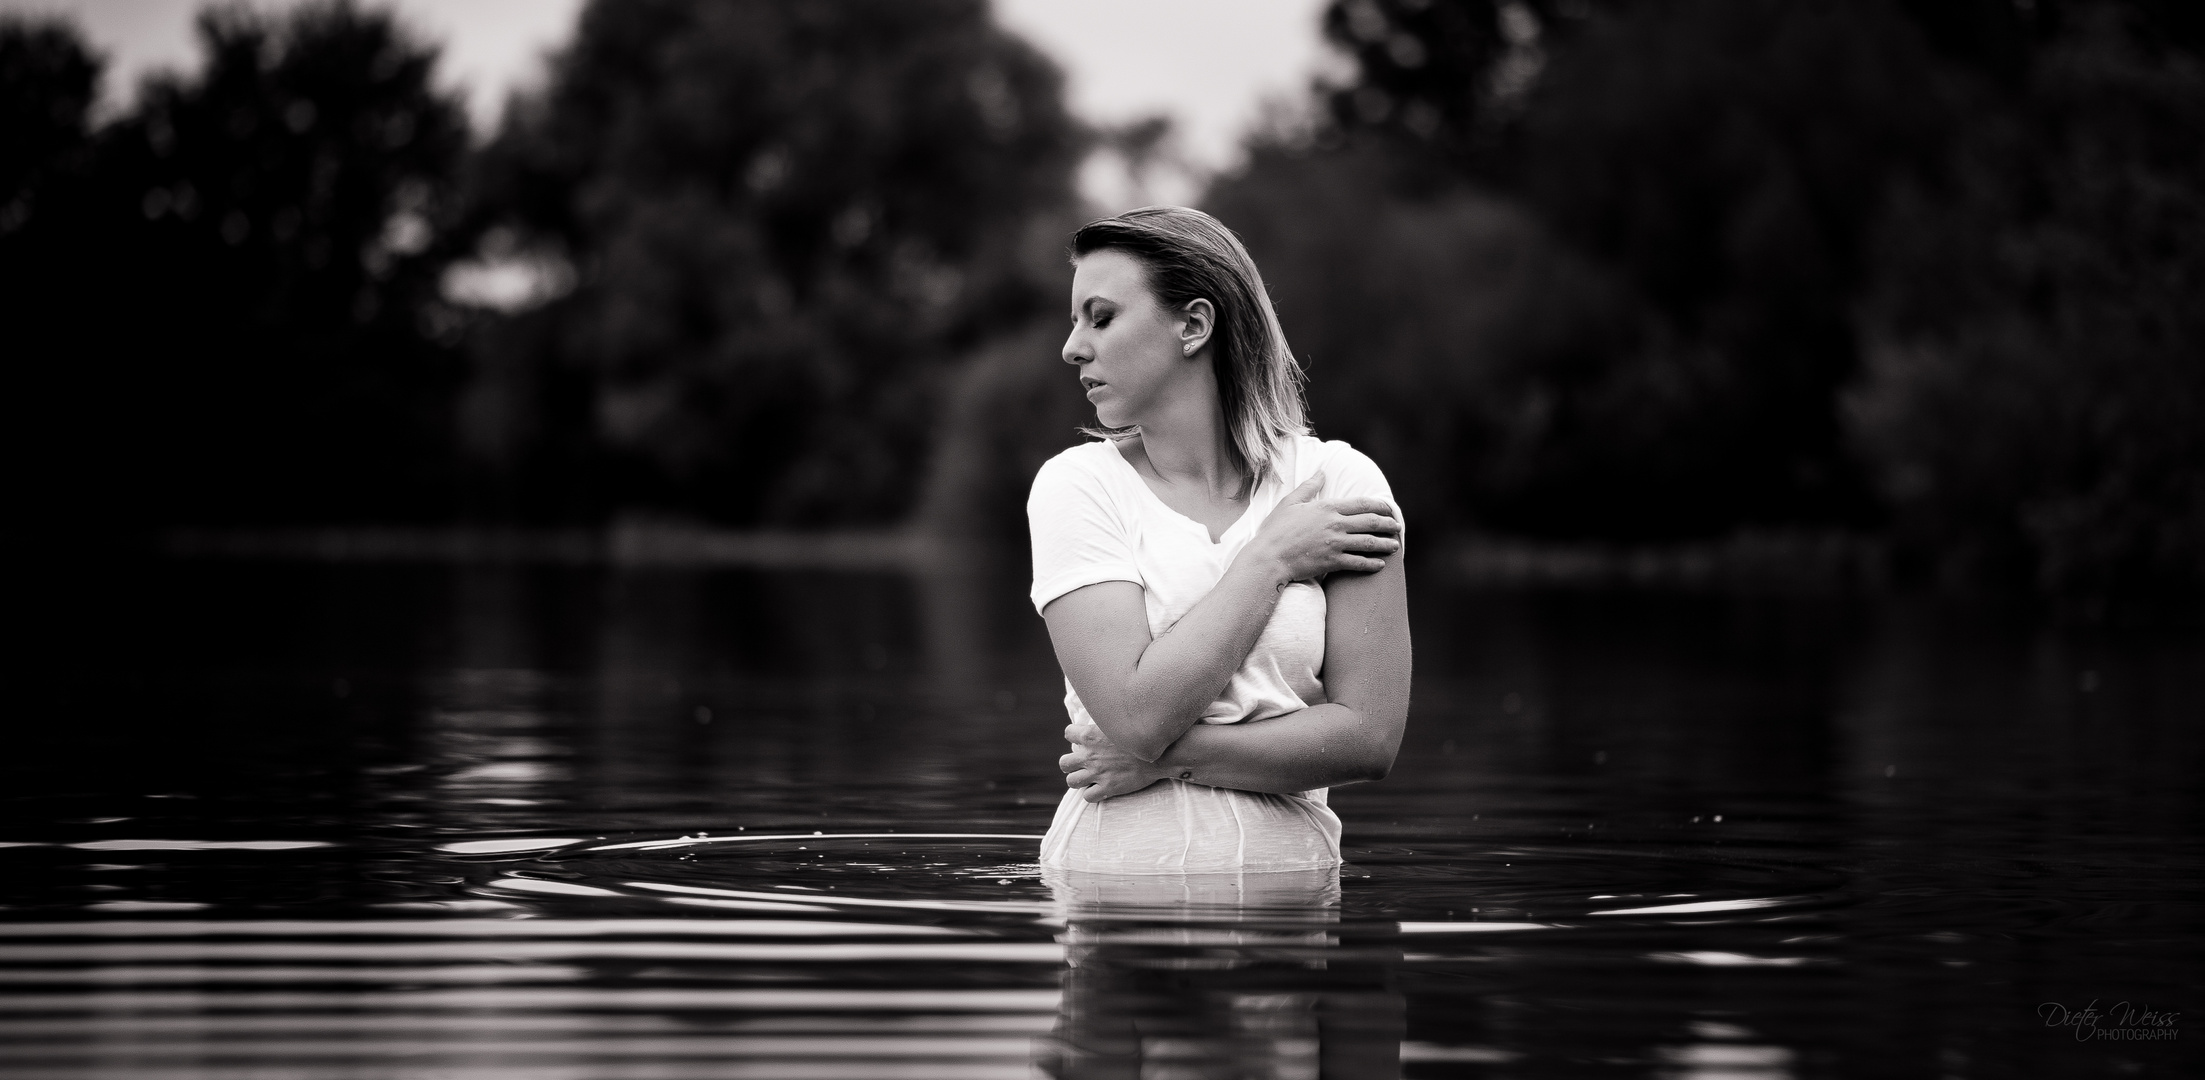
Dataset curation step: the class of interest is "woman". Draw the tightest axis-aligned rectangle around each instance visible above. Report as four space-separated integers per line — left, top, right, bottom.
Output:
1029 206 1411 876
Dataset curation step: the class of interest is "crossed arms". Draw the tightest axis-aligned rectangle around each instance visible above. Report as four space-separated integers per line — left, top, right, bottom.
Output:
1041 479 1410 800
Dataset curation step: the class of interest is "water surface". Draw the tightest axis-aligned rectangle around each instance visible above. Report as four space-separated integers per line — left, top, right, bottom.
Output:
3 562 2198 1077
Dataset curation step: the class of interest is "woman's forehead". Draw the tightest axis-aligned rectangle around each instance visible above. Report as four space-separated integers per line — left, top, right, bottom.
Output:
1069 249 1151 306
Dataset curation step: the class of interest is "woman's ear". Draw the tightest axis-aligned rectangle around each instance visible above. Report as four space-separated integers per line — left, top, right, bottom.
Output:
1178 298 1215 358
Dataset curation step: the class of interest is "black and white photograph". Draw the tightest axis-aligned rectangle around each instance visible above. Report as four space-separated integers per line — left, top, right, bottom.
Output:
1 0 2198 1076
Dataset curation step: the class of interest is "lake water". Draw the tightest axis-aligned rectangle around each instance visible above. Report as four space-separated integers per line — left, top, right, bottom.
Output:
3 561 2198 1077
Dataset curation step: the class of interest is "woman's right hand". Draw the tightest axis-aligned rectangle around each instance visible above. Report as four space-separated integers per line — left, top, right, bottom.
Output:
1060 721 1168 801
1246 471 1400 583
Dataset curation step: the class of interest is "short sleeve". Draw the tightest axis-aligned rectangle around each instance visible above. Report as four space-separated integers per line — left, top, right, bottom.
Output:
1028 448 1143 614
1317 442 1404 531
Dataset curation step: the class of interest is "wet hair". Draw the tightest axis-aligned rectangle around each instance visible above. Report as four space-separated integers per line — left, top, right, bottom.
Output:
1070 205 1309 491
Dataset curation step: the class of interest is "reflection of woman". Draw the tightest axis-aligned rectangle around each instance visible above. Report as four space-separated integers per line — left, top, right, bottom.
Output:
1030 206 1410 875
1037 868 1404 1079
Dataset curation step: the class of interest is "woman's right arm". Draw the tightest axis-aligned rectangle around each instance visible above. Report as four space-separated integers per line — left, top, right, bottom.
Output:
1061 543 1409 796
1041 473 1399 762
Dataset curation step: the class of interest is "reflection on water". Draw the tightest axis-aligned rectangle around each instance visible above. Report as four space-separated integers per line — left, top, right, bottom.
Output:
2 562 2198 1076
1042 867 1405 1079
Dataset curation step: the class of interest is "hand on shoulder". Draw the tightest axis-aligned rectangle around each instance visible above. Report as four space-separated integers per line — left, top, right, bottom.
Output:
1246 470 1400 583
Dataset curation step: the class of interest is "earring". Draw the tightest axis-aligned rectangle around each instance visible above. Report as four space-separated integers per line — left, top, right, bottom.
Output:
1183 343 1196 355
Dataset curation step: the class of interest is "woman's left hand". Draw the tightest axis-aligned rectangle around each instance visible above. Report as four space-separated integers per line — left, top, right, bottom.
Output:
1060 722 1168 802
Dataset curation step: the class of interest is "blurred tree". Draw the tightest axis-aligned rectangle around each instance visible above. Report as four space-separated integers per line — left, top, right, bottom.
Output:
1290 0 1948 539
0 17 102 528
0 16 96 229
1319 0 1616 171
5 1 472 527
111 1 471 524
1208 144 1633 536
1278 0 2205 600
914 317 1093 543
1850 3 2205 603
1471 0 1947 537
467 0 1082 526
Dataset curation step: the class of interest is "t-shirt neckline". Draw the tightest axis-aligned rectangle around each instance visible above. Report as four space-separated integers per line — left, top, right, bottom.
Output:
1107 438 1289 546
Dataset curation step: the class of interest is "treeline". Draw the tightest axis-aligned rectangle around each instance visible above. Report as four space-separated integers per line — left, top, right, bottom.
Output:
2 0 1081 532
1202 0 2205 601
4 3 470 528
3 0 2201 603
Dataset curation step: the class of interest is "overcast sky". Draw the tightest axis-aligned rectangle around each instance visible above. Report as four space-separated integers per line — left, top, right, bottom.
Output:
2 0 1338 189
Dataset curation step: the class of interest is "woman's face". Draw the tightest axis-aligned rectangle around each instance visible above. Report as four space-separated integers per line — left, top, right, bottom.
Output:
1062 249 1196 430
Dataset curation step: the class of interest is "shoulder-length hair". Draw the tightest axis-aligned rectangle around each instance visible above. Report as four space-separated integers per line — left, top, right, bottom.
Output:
1070 205 1309 491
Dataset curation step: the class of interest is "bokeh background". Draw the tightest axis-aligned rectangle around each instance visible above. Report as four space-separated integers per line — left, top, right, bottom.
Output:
3 0 2202 614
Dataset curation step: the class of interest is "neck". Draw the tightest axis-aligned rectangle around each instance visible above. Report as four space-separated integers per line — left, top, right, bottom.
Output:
1133 371 1242 499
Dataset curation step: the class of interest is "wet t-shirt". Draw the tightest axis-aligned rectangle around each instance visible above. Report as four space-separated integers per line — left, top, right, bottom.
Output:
1029 433 1400 738
1024 434 1399 874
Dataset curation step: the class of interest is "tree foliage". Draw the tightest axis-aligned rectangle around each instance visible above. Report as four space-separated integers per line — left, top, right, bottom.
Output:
1851 5 2205 599
0 16 97 223
469 0 1082 525
1218 0 2205 597
4 2 471 526
1282 0 1953 538
7 0 2197 603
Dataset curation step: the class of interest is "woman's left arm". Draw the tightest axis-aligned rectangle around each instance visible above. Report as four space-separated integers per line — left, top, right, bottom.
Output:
1061 549 1410 798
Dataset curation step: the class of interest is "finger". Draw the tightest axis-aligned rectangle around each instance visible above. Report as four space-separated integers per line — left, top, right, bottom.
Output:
1340 534 1402 555
1066 769 1094 788
1335 524 1402 546
1288 471 1325 503
1327 497 1396 518
1081 784 1111 803
1059 752 1083 774
1337 555 1388 574
1336 512 1401 536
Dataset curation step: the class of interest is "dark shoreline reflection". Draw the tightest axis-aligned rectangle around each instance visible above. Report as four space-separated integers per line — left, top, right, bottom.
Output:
1039 868 1403 1079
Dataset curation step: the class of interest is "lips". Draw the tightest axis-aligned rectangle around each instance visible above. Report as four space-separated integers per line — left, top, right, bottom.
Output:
1081 377 1105 398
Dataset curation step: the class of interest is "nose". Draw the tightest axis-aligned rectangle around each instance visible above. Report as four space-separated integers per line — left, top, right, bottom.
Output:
1061 326 1090 366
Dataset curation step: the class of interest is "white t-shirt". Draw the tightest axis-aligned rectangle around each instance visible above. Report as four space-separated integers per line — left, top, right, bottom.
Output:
1026 434 1400 874
1027 431 1393 877
1028 434 1401 736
